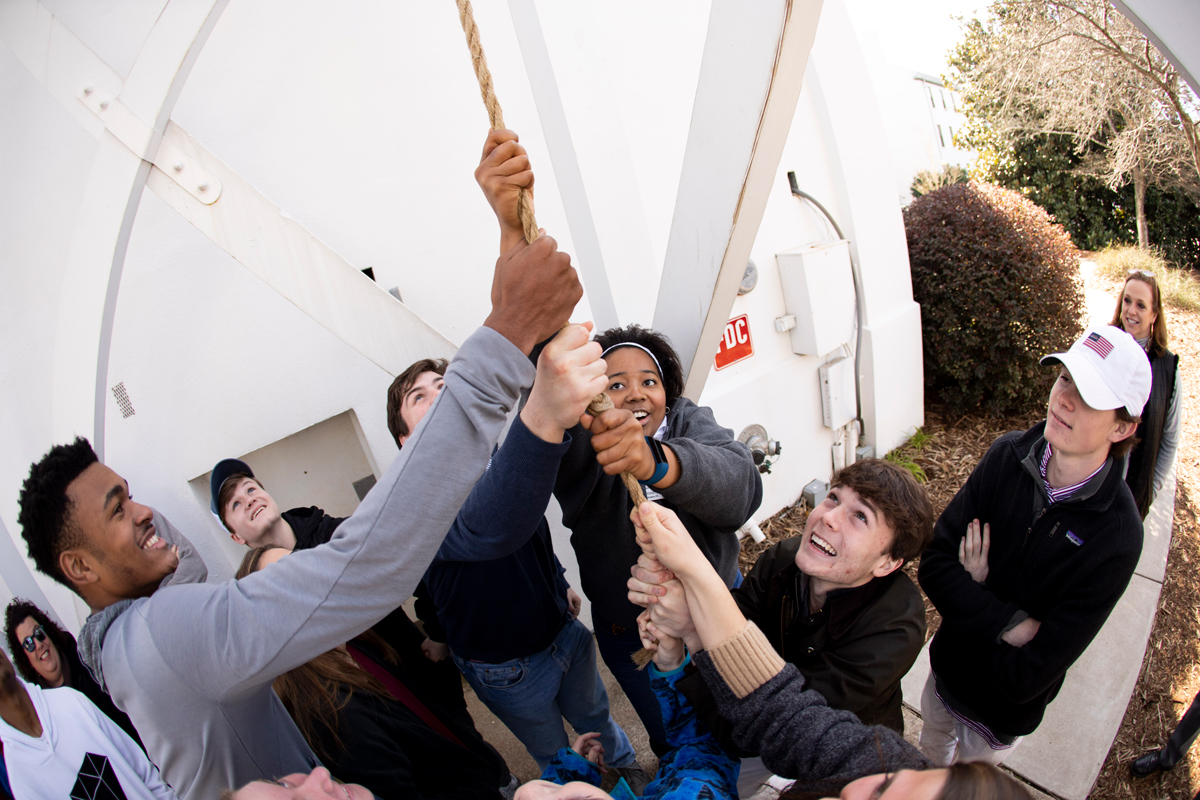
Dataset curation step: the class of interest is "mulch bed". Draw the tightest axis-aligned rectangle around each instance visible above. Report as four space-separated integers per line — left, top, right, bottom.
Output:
741 268 1200 798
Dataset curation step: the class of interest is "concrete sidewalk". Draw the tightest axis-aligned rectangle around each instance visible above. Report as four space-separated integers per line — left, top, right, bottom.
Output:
900 464 1178 800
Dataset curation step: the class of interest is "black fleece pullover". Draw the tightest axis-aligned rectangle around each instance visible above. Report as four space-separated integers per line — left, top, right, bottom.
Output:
918 421 1143 736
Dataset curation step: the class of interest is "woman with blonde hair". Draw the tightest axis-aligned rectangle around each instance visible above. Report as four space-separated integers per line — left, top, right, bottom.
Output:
1109 269 1181 517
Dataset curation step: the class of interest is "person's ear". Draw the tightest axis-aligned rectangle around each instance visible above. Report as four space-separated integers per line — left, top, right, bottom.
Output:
58 549 100 588
1110 418 1137 443
230 532 248 546
872 554 904 579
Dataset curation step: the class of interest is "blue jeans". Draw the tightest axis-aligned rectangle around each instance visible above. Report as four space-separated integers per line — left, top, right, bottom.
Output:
453 619 635 770
595 572 743 758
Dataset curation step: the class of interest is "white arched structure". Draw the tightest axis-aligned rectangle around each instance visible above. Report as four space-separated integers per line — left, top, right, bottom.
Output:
0 0 922 632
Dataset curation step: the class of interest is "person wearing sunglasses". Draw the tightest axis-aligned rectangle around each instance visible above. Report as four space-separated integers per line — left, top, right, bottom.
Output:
0 642 176 799
1109 269 1181 519
4 598 143 750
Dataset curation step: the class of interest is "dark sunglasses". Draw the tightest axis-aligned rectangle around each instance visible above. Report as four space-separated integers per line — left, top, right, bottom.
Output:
21 625 46 653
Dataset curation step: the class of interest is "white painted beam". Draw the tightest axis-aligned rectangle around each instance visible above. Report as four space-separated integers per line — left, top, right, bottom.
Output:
0 0 229 458
508 0 619 330
652 0 823 399
146 121 457 375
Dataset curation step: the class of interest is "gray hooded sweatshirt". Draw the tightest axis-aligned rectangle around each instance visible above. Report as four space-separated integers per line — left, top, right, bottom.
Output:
76 327 533 800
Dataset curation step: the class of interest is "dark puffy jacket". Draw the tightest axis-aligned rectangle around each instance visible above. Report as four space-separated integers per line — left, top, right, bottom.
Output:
919 422 1142 737
677 537 924 749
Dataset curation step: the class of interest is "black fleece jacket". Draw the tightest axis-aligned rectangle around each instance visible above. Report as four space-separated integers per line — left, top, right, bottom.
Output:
918 422 1143 736
678 537 924 750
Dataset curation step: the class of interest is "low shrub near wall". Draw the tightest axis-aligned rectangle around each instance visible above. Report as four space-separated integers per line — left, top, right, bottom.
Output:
905 181 1084 416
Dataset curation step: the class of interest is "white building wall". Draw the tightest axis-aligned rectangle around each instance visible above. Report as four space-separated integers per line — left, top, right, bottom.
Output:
0 0 924 631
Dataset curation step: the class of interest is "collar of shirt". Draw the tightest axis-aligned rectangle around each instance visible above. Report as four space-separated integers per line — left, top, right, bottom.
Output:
1039 442 1104 504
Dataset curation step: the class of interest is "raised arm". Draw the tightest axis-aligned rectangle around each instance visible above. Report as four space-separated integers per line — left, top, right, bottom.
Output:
146 234 583 700
657 404 762 528
629 502 928 782
434 324 606 562
475 128 534 254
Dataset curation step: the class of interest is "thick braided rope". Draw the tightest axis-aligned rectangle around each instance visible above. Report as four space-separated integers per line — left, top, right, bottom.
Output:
455 0 539 245
456 1 650 665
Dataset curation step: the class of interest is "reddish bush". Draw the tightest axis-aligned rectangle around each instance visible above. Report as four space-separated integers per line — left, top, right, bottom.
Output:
905 181 1084 416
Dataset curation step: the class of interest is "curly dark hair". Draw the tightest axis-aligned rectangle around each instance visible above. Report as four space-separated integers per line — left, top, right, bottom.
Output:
4 598 76 687
17 438 99 592
594 325 685 402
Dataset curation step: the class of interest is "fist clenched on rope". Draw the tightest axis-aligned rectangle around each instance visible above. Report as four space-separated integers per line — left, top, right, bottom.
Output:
483 234 580 355
476 129 535 254
626 502 707 669
519 323 608 443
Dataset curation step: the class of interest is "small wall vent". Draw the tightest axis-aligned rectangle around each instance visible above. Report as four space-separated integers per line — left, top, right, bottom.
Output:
111 382 135 418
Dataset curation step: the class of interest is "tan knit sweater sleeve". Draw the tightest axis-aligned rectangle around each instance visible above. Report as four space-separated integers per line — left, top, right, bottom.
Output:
705 621 786 699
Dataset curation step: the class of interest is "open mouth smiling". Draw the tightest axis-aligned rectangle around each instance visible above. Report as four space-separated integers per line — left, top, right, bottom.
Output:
632 410 649 422
140 525 165 551
251 506 264 521
810 532 838 557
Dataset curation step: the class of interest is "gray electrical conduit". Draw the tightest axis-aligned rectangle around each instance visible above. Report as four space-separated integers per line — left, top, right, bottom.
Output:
787 171 865 435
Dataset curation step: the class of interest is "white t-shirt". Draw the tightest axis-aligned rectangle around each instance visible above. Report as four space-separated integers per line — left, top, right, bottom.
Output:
0 679 177 800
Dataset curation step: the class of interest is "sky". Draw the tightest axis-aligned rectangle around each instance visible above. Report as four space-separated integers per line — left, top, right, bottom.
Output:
843 0 991 78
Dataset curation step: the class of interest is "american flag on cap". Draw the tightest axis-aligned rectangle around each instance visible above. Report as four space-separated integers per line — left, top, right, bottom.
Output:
1083 331 1113 359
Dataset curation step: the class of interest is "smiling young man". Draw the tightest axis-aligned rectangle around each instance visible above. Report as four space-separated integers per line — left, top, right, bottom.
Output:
917 325 1151 767
15 229 583 800
631 458 931 753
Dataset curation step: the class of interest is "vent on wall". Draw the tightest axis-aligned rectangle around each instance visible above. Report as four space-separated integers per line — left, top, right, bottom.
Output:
111 382 135 418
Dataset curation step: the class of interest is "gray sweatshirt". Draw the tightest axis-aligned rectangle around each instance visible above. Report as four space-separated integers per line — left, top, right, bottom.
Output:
77 327 534 800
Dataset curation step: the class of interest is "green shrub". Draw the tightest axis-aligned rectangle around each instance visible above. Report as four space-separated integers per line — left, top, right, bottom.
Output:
1094 246 1200 313
905 181 1084 416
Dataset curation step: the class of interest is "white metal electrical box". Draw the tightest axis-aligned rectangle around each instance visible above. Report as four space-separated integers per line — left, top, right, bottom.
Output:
775 240 856 357
819 356 857 429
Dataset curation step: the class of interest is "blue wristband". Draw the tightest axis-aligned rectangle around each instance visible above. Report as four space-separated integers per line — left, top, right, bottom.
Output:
640 461 669 486
639 436 669 486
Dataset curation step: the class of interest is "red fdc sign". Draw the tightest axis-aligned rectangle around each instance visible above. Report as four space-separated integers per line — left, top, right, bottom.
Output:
714 314 753 370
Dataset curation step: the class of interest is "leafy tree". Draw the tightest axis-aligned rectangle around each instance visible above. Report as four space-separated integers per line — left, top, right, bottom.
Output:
949 0 1200 249
981 132 1200 266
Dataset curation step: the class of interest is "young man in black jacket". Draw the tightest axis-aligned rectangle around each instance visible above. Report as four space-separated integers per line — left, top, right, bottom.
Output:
628 458 933 794
917 326 1151 766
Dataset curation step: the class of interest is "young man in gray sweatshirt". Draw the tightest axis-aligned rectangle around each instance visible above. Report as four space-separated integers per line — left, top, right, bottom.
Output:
15 232 584 800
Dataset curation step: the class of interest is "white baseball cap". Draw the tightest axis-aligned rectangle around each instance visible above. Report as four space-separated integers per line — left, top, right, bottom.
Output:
1040 325 1151 416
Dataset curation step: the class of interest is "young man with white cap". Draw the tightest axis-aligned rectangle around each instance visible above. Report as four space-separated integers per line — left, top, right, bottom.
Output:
917 325 1151 766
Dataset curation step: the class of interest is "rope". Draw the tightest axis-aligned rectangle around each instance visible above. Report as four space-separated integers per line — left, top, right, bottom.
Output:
455 0 539 245
454 0 650 665
585 393 648 506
